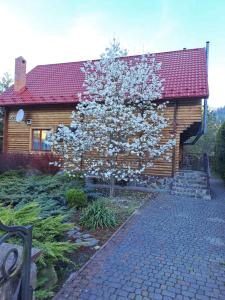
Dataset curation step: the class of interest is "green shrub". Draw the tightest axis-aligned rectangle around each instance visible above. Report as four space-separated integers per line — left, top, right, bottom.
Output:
0 173 82 217
65 188 87 209
214 121 225 182
0 169 25 178
80 200 117 229
0 202 77 299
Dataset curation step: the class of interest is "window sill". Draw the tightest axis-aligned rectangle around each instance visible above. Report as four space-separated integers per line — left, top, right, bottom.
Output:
30 150 52 154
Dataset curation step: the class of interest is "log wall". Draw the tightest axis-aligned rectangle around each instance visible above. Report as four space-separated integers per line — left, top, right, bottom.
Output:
4 99 202 177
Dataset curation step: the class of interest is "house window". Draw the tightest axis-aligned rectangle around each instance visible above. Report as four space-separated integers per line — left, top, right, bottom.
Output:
32 129 51 151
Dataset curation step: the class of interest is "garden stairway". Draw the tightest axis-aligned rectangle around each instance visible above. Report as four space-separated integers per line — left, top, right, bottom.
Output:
171 170 211 200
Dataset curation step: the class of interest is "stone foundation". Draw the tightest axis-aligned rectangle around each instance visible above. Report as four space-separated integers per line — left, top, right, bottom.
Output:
131 176 173 192
86 171 211 199
86 175 173 193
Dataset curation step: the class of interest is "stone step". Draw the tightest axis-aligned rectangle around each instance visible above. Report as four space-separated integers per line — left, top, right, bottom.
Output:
174 178 207 183
171 187 210 194
171 191 210 199
174 179 207 183
175 175 207 180
174 177 207 182
171 191 200 197
173 182 207 188
174 177 207 181
171 186 209 194
171 192 210 199
175 172 206 176
177 170 206 174
171 185 209 193
176 172 206 176
174 183 207 188
174 178 207 182
171 190 211 200
172 185 208 191
172 170 211 200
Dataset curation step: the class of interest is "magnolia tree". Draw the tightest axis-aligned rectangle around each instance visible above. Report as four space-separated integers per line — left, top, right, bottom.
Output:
51 41 175 196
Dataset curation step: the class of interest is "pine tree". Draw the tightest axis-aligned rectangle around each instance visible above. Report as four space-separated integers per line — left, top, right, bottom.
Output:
0 72 13 94
214 121 225 182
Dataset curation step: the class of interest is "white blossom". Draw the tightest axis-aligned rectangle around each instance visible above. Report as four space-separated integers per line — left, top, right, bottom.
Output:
50 40 175 187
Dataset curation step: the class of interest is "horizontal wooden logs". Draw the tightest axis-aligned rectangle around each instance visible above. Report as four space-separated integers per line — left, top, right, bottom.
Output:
5 99 202 177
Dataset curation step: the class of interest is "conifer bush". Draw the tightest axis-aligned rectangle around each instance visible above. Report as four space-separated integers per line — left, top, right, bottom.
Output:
0 172 83 217
0 202 77 299
65 188 87 209
214 121 225 182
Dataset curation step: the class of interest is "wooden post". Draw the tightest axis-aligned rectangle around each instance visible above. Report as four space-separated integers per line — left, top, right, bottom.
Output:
109 176 115 197
2 108 8 154
172 101 178 177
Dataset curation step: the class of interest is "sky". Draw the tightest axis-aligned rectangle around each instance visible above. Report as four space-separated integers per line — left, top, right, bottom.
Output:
0 0 224 108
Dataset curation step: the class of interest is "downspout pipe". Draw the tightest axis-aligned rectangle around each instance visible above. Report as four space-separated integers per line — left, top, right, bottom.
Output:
184 41 209 145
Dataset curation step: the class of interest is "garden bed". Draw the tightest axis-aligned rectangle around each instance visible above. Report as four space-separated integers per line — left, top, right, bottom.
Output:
0 170 152 299
55 188 151 295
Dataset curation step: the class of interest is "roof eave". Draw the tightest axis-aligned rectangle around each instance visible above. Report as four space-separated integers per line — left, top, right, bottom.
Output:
0 94 209 107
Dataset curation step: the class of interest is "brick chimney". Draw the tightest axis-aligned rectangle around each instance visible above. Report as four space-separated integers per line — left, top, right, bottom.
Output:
14 56 26 92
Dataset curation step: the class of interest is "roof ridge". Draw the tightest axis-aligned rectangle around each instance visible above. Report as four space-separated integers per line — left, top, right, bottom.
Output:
35 47 206 68
0 46 209 105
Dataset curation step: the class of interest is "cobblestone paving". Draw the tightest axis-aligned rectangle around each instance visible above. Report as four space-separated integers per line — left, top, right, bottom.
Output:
54 177 225 300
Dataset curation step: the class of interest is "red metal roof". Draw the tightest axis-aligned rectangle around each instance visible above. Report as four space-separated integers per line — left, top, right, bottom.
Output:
0 48 209 106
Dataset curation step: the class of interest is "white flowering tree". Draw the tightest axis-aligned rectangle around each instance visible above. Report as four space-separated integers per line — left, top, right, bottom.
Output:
51 41 175 196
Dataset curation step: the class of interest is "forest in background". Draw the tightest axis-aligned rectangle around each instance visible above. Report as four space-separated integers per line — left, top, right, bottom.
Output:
184 105 225 157
214 106 225 124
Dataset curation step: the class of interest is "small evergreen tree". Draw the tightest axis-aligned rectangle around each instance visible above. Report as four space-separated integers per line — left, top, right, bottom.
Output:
0 73 13 152
0 72 13 94
214 106 225 124
214 121 225 181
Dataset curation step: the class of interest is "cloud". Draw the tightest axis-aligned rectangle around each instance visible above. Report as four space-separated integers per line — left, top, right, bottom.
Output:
0 1 224 108
42 12 109 62
208 67 224 108
0 3 109 77
0 0 178 78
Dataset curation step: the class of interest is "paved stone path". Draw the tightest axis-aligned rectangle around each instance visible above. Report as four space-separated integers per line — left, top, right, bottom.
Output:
54 177 225 300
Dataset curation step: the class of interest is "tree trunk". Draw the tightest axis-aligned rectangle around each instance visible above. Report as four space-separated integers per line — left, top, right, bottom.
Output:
109 176 115 197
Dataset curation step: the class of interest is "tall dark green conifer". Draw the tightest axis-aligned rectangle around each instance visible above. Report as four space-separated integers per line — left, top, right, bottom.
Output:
0 72 13 151
214 121 225 181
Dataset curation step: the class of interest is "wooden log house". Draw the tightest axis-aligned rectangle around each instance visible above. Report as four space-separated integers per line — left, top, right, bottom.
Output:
0 46 209 177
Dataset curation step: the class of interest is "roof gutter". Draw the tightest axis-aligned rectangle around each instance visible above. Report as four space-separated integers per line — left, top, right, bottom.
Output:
184 41 209 145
